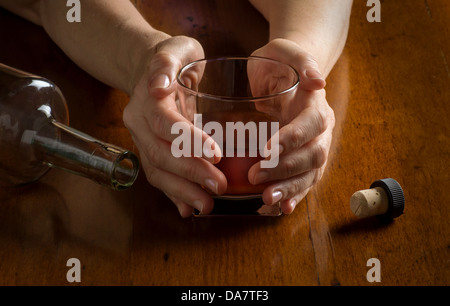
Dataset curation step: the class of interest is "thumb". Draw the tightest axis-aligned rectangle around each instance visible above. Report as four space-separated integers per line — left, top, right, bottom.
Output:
252 39 326 91
301 66 326 91
147 52 181 99
150 74 171 90
286 51 326 91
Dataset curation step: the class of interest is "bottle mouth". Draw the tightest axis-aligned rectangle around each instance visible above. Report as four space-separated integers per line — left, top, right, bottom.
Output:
111 152 140 190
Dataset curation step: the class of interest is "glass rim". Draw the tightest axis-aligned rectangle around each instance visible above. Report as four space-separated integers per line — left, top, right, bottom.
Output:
176 56 300 102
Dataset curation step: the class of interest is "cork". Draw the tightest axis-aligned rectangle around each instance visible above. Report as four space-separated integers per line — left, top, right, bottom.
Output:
350 187 389 218
350 178 405 220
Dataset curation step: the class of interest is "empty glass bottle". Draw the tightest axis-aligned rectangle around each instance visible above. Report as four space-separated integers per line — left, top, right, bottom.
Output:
0 63 139 190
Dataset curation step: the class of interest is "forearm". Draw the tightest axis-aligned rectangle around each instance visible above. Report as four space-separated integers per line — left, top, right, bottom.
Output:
0 0 169 94
250 0 353 77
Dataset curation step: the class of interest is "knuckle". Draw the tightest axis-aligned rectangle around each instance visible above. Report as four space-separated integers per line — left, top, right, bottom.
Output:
151 48 178 67
149 110 166 137
312 169 323 185
160 36 204 60
305 59 321 72
281 157 299 178
172 35 195 46
290 175 309 195
182 36 202 51
146 141 162 167
314 107 328 134
312 142 328 169
289 124 307 148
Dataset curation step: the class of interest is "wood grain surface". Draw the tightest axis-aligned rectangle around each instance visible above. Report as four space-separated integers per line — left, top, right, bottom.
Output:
0 0 448 286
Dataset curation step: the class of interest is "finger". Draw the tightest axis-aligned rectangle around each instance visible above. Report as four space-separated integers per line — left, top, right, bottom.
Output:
301 68 326 91
277 105 328 154
143 104 222 163
125 112 227 195
140 153 215 215
125 84 222 164
250 130 332 184
260 169 318 206
141 70 222 164
258 90 330 157
280 187 312 215
164 193 194 218
140 42 221 163
143 132 227 195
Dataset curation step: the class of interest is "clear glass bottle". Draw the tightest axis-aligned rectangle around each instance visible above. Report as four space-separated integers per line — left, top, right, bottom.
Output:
0 63 139 190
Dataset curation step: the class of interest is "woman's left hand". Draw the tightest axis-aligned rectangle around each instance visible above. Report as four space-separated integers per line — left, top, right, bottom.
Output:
248 38 336 214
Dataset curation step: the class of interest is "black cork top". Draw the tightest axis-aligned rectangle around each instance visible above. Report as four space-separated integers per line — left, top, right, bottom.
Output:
370 178 405 220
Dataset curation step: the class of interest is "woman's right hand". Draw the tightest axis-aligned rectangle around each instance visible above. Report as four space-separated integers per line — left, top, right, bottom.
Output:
123 36 227 217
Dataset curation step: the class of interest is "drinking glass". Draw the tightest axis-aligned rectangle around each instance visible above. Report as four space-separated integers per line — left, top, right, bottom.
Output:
176 57 299 216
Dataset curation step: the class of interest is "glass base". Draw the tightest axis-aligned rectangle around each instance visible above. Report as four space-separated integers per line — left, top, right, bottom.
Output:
193 196 282 217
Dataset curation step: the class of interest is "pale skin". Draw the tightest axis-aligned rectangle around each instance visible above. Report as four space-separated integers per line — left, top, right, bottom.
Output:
0 0 353 217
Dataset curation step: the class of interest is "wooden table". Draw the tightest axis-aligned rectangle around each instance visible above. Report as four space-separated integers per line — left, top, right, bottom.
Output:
0 0 448 287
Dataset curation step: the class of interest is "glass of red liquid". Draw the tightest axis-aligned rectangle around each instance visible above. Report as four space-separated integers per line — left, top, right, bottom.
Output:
176 57 299 216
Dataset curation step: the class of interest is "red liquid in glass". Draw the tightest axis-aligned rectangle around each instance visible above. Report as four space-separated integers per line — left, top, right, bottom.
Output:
202 111 274 196
215 153 267 195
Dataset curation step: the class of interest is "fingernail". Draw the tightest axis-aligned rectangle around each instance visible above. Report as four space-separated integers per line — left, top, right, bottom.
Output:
254 171 269 185
193 200 204 214
290 199 297 210
272 191 283 204
204 179 219 194
305 69 324 80
203 138 222 162
203 145 214 160
151 74 170 89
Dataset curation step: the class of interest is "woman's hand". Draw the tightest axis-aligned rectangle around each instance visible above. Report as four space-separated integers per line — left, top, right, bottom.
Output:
249 38 336 214
123 36 227 218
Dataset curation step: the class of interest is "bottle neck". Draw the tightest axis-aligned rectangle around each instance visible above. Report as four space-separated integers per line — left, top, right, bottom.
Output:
30 119 139 190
